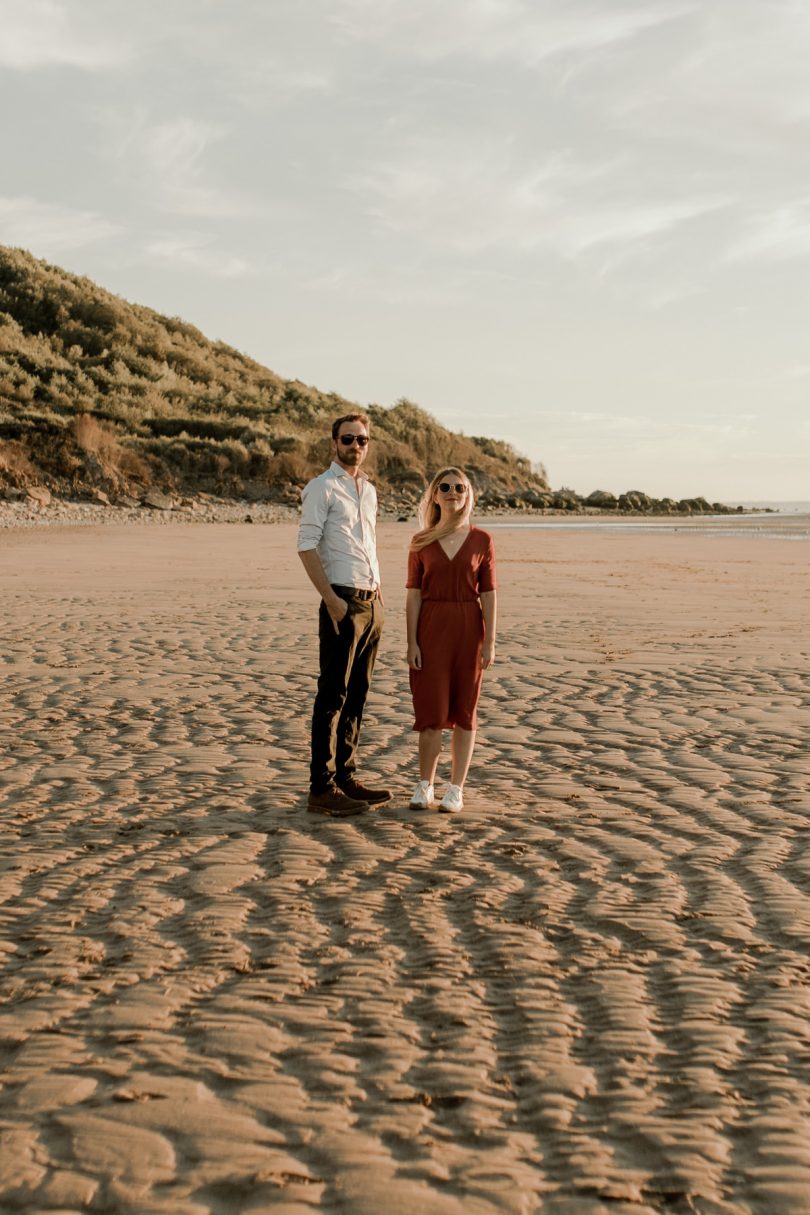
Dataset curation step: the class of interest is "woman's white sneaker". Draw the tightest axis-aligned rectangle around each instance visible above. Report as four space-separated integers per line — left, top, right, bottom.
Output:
410 780 434 810
439 784 464 813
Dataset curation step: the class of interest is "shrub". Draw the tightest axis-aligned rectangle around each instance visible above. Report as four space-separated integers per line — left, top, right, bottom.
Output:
72 413 150 488
272 450 312 485
0 439 37 484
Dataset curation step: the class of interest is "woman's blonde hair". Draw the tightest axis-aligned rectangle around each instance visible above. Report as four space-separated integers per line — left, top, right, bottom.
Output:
410 467 475 552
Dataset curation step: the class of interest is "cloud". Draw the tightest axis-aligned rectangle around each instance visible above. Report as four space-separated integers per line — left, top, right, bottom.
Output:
592 2 810 156
326 0 810 290
116 116 261 220
332 0 694 67
726 203 810 263
353 141 724 260
145 233 253 278
0 0 129 70
304 262 440 305
0 195 121 253
331 0 810 280
142 119 233 217
143 118 216 177
229 59 333 107
553 197 724 258
534 409 754 441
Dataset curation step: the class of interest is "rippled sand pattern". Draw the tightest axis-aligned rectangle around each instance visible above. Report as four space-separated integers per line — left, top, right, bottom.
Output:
1 523 809 1214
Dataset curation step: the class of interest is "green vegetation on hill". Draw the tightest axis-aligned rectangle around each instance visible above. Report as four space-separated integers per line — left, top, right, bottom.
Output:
0 246 549 509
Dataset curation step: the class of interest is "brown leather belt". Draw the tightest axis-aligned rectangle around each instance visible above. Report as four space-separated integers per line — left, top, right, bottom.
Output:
332 585 378 601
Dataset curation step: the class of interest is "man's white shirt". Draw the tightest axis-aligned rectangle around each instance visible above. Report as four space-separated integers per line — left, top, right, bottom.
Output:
297 461 380 590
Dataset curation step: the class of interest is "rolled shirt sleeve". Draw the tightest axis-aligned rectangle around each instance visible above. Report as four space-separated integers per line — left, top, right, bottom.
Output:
297 477 328 553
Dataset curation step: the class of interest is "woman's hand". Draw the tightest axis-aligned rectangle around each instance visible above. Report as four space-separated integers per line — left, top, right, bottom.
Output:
407 643 422 670
481 640 496 669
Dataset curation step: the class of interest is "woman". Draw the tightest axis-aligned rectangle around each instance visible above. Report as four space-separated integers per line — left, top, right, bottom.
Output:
406 467 497 812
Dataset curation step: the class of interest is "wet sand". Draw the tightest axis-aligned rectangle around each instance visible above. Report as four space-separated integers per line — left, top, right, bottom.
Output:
1 521 809 1214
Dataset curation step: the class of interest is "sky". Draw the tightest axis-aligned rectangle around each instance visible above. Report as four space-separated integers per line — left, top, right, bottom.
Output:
1 0 809 501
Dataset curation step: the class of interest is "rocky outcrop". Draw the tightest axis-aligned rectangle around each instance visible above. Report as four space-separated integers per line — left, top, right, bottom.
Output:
475 486 741 516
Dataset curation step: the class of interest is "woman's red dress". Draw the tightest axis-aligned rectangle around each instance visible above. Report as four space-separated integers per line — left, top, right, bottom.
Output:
406 527 497 731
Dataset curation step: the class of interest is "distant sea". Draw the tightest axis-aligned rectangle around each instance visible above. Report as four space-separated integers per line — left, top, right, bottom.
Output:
731 501 810 514
488 501 810 540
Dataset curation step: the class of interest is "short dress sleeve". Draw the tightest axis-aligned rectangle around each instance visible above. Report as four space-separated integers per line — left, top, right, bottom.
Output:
406 547 424 589
477 532 497 593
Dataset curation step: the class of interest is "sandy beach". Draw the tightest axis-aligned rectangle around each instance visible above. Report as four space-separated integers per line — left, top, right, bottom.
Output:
1 518 809 1215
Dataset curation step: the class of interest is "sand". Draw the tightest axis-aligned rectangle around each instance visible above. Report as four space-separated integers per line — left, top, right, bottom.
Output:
1 519 808 1215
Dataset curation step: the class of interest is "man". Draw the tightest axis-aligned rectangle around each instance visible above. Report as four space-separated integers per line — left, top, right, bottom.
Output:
297 412 391 817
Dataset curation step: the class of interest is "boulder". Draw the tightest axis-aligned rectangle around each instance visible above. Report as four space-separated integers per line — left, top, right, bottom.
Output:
26 486 52 507
552 490 580 511
678 496 711 514
142 490 174 511
585 490 618 509
618 491 652 512
521 490 554 508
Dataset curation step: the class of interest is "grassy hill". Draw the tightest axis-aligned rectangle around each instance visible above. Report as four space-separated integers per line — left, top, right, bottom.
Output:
0 246 550 511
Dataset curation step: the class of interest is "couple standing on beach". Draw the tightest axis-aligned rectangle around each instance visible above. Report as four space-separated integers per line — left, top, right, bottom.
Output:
297 412 498 818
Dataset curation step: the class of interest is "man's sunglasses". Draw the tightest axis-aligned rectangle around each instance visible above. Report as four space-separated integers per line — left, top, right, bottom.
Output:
438 482 466 494
338 434 370 447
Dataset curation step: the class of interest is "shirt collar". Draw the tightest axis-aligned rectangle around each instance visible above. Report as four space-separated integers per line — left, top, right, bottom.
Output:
329 460 367 483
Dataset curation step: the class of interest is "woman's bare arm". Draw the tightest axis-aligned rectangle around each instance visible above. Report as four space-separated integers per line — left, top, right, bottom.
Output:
480 590 497 668
406 588 423 669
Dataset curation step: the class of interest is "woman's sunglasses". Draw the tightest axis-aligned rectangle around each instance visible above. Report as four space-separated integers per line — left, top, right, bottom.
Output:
338 434 370 447
438 482 466 494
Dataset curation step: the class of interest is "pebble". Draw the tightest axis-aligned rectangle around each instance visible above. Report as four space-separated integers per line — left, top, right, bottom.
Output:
0 498 299 529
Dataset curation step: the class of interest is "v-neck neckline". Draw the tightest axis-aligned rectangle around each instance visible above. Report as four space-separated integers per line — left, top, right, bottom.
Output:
437 526 473 562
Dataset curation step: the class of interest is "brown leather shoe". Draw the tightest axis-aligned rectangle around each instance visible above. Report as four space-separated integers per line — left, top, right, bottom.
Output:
338 778 392 804
307 787 368 817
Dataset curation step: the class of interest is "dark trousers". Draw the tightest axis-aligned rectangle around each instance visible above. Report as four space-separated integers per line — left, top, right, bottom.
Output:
310 592 384 793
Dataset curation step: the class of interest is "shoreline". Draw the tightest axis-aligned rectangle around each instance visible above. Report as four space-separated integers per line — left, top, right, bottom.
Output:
0 494 806 534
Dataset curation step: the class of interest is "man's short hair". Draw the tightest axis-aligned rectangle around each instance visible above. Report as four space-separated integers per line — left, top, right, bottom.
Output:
332 412 370 441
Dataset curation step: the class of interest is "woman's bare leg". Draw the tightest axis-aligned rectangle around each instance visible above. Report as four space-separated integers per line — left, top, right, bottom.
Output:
450 727 476 787
418 728 443 783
